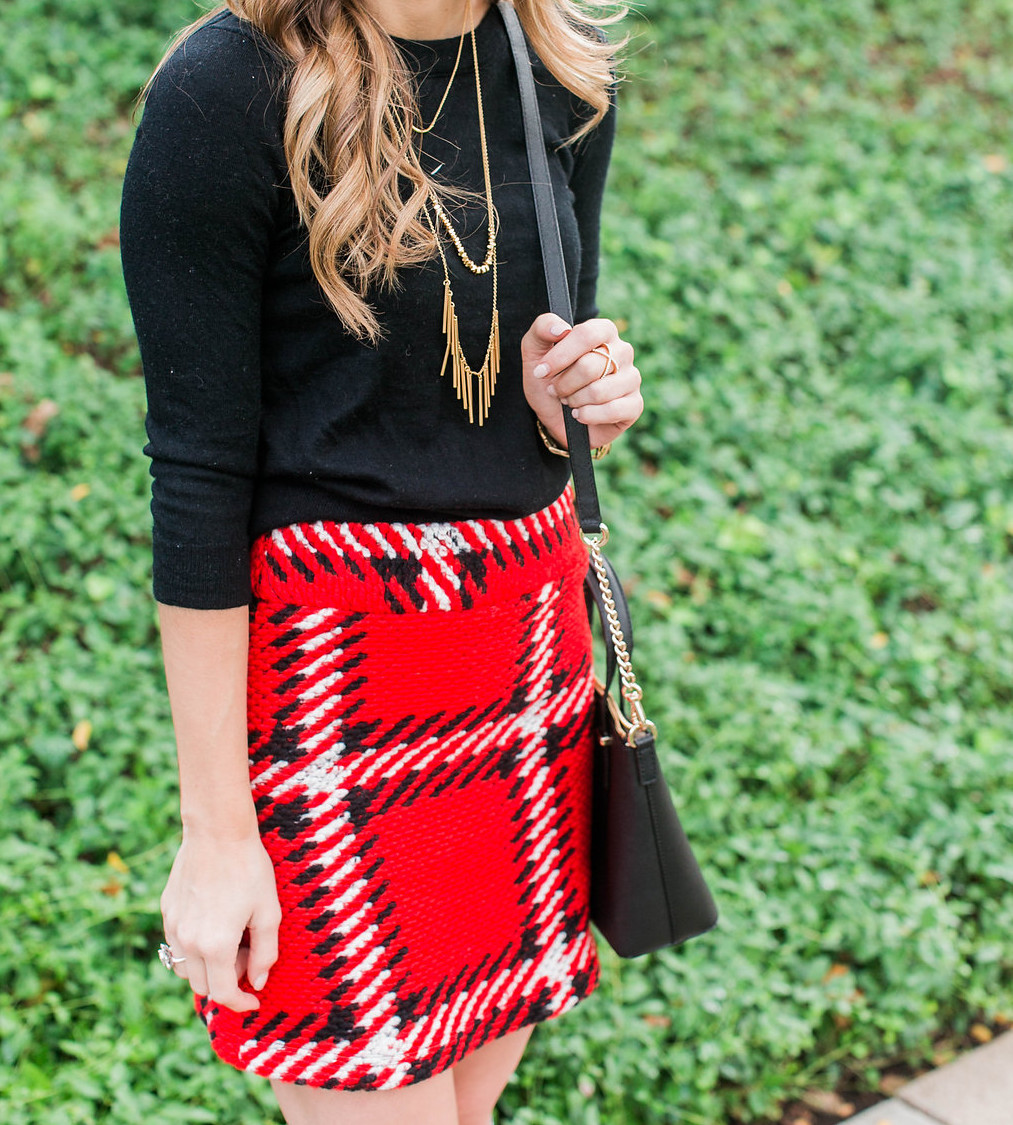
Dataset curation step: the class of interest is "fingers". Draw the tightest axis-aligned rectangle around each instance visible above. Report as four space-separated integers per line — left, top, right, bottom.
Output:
522 314 643 444
547 339 634 399
206 946 260 1013
163 934 192 984
163 924 260 1013
570 389 644 429
246 899 282 994
557 363 640 414
524 312 572 350
192 932 259 1013
530 317 619 382
161 897 280 1012
162 926 209 994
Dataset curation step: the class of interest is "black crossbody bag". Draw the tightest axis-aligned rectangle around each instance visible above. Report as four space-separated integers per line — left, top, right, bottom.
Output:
500 0 718 957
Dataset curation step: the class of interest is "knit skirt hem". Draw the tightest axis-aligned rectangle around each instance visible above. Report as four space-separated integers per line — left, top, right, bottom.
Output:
195 488 601 1090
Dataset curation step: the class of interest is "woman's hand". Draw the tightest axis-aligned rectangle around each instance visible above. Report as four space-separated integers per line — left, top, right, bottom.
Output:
160 826 281 1013
521 314 643 451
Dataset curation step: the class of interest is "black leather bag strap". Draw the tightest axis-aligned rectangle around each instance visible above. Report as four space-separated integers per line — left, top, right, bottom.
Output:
499 0 603 535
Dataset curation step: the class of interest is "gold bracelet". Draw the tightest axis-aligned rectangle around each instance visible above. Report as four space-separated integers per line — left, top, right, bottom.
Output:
536 418 612 461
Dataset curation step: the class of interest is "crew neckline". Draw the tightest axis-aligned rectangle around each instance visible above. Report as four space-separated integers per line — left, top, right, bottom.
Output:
392 3 499 75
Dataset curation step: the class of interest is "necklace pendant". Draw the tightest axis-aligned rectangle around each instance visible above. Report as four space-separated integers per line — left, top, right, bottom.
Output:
439 280 500 426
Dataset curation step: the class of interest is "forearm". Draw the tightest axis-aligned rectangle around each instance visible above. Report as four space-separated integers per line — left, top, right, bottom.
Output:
158 602 256 838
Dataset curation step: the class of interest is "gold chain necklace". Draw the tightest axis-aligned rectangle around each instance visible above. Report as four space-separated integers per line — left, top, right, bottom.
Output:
420 8 500 424
410 6 468 135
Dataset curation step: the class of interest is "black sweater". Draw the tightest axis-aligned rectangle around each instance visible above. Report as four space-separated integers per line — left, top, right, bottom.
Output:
120 5 615 608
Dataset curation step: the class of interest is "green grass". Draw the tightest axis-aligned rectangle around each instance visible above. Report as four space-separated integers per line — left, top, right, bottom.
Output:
2 0 1012 1121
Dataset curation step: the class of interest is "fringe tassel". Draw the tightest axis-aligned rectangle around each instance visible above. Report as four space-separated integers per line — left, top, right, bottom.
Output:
440 280 501 427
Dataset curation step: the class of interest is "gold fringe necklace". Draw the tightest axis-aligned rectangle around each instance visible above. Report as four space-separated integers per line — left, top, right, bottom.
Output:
419 4 501 426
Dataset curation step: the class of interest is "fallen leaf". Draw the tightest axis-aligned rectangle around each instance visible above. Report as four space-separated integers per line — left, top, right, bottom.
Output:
801 1088 855 1116
100 880 123 897
983 153 1007 173
70 483 91 502
645 589 672 610
970 1022 993 1043
72 719 92 752
822 963 849 983
919 870 940 886
777 278 794 297
878 1074 907 1095
642 1014 671 1029
107 851 129 874
869 631 889 650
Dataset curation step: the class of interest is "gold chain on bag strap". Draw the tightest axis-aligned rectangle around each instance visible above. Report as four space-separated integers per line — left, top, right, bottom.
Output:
581 524 656 746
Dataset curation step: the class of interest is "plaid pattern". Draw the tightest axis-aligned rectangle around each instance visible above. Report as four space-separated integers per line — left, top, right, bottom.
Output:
196 490 600 1089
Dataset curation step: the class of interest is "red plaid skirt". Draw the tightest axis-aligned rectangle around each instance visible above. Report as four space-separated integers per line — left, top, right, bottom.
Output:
196 489 600 1089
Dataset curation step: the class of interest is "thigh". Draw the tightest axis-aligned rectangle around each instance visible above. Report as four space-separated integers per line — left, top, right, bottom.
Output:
271 1069 458 1125
453 1025 534 1125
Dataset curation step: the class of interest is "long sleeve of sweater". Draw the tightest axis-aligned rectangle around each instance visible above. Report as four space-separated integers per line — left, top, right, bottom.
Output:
120 24 286 608
570 97 617 324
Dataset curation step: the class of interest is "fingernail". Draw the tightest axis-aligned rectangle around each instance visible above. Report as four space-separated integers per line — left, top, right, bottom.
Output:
546 385 557 397
533 363 550 379
550 321 570 337
571 408 582 421
253 973 268 991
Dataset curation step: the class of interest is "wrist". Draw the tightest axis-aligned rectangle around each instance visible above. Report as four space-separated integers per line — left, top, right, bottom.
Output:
536 417 612 461
536 417 569 455
181 799 259 842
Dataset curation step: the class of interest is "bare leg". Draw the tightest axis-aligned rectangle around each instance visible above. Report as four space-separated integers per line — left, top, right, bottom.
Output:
269 1024 533 1125
452 1025 534 1125
271 1069 458 1125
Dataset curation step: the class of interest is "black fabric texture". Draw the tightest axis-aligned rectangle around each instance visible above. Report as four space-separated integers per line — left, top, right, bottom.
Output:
120 5 616 608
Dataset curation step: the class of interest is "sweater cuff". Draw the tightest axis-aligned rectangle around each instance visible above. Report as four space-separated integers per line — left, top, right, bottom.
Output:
151 534 252 609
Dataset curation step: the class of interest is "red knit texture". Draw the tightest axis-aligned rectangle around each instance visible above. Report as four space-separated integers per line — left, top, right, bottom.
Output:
195 489 600 1090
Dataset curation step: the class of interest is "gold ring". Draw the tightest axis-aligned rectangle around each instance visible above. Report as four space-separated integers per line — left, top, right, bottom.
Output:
591 342 618 380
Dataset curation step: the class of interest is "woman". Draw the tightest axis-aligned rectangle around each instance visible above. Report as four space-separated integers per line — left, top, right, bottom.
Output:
120 0 641 1121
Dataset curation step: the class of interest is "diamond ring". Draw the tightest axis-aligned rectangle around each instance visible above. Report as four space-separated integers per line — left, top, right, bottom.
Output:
158 941 186 971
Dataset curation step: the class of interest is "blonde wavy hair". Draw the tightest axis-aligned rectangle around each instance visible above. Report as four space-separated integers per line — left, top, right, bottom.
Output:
139 0 623 342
